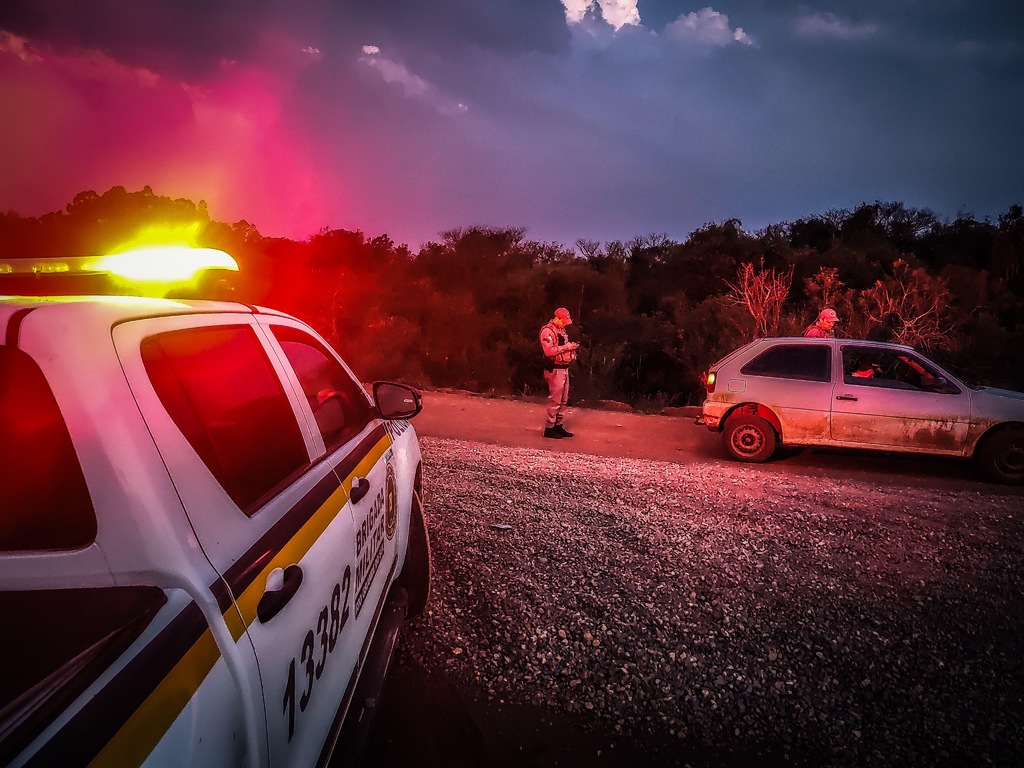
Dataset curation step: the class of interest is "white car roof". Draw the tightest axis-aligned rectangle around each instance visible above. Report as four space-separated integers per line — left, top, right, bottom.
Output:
0 294 291 334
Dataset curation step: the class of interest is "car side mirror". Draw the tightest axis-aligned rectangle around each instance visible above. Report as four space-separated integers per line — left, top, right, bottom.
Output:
934 376 961 395
373 381 423 420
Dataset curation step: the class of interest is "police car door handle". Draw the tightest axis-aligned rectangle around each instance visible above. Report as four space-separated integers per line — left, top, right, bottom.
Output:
257 564 303 623
350 476 370 503
836 394 858 401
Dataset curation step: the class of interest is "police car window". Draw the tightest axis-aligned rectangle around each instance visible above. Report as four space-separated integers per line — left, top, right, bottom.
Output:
740 344 832 383
271 325 373 450
1 346 97 552
141 325 310 515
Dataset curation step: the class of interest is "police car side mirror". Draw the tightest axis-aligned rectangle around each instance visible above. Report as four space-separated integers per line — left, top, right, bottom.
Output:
373 381 423 420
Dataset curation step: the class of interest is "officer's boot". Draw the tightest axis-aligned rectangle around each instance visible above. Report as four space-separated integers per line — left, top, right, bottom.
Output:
543 426 563 439
554 423 574 438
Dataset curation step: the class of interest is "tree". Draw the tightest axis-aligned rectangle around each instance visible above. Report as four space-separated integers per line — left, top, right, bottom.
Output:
858 259 962 350
5 188 1021 405
803 267 845 310
575 239 601 260
992 204 1024 284
726 258 794 338
788 216 836 254
801 267 870 337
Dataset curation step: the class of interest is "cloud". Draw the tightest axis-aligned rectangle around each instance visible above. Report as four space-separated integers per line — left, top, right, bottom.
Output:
795 12 881 42
358 45 467 114
561 1 640 32
2 1 1019 251
666 8 754 48
359 45 430 97
0 30 40 61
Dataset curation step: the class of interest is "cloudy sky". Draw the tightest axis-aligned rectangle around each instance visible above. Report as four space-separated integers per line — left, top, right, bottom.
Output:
1 1 1021 249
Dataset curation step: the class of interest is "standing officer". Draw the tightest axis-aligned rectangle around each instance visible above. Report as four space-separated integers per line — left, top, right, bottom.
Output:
539 307 579 439
804 308 840 338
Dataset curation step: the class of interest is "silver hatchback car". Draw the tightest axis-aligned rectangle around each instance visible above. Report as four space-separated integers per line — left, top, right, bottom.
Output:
700 337 1024 484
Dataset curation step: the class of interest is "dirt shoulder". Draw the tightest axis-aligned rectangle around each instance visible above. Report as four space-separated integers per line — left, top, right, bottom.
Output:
412 389 708 464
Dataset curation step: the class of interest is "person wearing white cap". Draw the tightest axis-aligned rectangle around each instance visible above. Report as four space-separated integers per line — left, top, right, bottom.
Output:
804 308 839 338
539 307 580 439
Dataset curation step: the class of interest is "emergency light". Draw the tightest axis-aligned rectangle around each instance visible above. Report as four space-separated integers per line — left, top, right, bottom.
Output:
0 246 240 298
91 246 238 282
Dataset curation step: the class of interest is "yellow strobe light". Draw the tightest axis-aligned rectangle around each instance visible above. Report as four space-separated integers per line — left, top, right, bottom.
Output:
89 246 239 283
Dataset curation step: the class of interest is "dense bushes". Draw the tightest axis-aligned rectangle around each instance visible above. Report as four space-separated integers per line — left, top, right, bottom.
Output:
3 189 1022 406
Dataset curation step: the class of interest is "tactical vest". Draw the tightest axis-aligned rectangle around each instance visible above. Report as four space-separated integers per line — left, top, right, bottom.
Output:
541 322 577 369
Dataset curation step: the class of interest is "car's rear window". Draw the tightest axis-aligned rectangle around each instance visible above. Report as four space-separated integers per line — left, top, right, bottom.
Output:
141 325 310 515
740 344 832 383
0 346 97 552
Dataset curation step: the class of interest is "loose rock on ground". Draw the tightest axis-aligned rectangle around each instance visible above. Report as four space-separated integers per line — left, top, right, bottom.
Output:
394 437 1024 767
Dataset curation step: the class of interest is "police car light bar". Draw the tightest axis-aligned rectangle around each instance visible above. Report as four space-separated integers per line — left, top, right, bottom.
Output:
0 247 238 283
0 258 88 275
91 246 239 282
1 247 241 299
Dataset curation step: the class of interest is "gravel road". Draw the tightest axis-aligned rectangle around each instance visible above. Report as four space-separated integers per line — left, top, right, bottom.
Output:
369 435 1024 767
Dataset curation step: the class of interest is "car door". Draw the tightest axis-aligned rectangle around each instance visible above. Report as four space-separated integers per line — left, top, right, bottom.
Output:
830 345 971 453
257 319 403 753
115 313 361 767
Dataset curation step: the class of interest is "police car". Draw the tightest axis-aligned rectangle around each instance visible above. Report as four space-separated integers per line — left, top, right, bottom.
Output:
0 247 431 767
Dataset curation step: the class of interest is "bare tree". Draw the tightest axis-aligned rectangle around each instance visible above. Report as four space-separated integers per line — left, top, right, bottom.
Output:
644 232 672 249
859 259 961 350
575 239 601 260
726 258 794 338
820 208 848 230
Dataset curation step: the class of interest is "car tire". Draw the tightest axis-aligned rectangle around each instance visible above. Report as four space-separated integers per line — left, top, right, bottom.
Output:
397 473 432 619
977 428 1024 485
723 414 777 463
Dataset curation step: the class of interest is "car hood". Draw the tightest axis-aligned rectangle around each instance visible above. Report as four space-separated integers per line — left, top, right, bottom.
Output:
972 387 1024 419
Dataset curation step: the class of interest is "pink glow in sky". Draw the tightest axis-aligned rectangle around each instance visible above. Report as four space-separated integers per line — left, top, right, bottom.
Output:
0 31 332 240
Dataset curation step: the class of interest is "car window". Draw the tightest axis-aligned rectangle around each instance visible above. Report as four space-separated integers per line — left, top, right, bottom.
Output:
141 325 310 515
842 347 960 394
740 344 832 382
270 325 373 450
0 346 97 552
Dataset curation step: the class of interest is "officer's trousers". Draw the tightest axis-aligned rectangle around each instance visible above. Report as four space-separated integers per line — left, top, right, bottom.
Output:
543 368 569 427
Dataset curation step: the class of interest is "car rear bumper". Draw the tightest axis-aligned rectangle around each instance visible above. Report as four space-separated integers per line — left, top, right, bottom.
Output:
701 400 731 431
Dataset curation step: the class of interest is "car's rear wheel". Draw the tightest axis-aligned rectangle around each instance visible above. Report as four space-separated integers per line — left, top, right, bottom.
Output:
723 414 777 463
977 428 1024 485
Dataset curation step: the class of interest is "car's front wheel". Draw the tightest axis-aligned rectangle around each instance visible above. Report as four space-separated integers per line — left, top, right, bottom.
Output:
977 428 1024 485
397 467 431 618
723 413 777 463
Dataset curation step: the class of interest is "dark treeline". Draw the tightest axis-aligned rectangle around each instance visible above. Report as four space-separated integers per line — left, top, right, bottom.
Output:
3 186 1023 407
